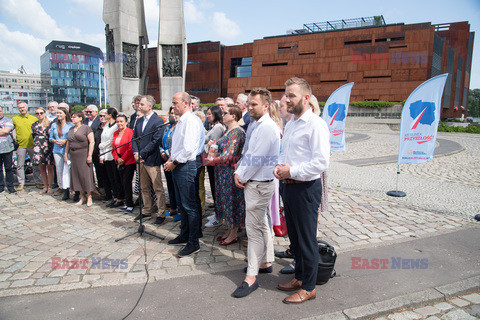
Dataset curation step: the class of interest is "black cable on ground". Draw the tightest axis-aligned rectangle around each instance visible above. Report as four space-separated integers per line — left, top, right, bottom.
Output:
122 235 149 320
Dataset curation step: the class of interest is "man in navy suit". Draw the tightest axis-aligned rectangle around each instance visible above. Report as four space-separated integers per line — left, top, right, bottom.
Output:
132 95 167 224
84 105 101 131
129 95 142 129
236 93 250 131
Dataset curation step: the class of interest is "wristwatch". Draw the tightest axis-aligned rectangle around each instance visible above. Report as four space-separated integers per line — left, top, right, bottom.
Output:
173 160 180 166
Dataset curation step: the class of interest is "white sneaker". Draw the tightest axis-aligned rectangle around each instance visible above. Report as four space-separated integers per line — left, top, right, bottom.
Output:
206 214 216 221
205 219 220 228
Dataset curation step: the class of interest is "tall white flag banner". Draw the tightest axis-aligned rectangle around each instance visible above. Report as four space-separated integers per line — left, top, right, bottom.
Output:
322 82 354 152
398 74 448 164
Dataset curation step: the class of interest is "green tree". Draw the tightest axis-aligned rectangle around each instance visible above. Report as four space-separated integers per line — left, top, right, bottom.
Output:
467 89 480 117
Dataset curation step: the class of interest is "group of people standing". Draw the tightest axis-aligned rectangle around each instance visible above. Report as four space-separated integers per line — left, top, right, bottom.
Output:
0 76 330 304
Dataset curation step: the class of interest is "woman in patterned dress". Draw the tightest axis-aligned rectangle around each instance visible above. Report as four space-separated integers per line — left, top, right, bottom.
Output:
31 107 54 194
205 105 245 245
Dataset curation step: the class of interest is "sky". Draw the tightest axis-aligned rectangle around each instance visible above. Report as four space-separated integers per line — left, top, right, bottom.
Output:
0 0 479 88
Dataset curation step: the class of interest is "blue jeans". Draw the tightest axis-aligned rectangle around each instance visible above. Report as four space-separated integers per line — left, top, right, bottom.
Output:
172 160 200 246
0 151 15 191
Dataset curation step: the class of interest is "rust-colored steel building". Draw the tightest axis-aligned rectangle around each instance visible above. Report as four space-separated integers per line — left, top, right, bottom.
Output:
148 18 474 119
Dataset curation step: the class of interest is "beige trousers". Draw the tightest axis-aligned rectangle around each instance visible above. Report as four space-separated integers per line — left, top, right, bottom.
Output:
139 163 166 217
245 180 275 276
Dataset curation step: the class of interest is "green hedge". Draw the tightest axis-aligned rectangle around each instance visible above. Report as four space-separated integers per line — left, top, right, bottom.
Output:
71 105 84 112
318 101 403 110
437 122 480 134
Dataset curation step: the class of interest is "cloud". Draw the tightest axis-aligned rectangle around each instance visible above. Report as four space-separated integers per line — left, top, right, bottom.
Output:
0 23 47 74
212 12 241 39
0 0 65 39
68 0 103 15
185 0 204 24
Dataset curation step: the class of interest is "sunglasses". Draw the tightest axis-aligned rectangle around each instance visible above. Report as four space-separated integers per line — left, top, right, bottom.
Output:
35 112 45 115
99 115 105 118
223 111 229 115
85 111 92 114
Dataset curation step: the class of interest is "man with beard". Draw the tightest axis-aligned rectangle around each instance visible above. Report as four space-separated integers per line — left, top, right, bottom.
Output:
232 88 280 298
273 77 330 304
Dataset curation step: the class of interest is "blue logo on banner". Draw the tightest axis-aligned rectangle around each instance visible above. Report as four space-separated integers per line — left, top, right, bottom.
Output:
409 100 435 129
328 103 346 125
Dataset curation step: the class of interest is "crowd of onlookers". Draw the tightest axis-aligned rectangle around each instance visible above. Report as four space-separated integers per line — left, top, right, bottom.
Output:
1 78 331 302
0 89 326 252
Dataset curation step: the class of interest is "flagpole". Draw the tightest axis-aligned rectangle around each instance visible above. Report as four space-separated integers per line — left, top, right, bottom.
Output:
387 164 406 197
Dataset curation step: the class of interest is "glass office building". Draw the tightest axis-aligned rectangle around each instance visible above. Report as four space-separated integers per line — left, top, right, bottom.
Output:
41 41 107 106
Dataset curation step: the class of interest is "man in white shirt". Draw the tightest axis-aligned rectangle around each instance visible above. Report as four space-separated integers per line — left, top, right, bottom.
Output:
164 92 203 257
232 88 280 298
273 77 330 304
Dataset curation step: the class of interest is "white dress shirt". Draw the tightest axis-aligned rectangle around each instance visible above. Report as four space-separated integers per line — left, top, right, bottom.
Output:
99 122 118 161
235 113 280 183
171 111 202 163
279 108 330 181
142 112 154 132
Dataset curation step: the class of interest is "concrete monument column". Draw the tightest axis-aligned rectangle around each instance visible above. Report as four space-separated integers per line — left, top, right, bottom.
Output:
103 0 149 112
158 0 187 110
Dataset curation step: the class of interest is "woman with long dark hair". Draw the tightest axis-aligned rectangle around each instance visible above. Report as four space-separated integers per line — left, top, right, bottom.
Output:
49 106 73 200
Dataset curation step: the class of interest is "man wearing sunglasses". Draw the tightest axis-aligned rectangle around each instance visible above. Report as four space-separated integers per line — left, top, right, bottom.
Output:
84 105 100 131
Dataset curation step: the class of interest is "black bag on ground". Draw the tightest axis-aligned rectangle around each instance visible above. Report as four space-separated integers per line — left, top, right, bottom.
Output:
316 240 337 285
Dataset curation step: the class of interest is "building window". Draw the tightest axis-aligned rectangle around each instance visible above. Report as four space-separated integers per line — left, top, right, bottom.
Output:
230 57 252 78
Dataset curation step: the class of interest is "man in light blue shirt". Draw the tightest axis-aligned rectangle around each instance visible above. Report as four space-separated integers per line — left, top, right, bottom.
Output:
232 88 280 298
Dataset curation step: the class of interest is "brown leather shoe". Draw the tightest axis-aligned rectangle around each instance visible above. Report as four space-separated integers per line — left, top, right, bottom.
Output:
277 278 302 291
283 289 316 304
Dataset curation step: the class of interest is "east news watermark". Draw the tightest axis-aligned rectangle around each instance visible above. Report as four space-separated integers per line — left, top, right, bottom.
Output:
51 257 128 270
351 257 429 270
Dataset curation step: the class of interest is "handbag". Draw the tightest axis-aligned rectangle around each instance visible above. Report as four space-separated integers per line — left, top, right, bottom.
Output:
273 206 288 237
316 240 337 285
9 132 19 151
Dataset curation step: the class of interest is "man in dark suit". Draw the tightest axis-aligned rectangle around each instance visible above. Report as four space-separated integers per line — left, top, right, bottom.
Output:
132 95 167 224
236 93 250 131
84 105 101 131
129 95 142 129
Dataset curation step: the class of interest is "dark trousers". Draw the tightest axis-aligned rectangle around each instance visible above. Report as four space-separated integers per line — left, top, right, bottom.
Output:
164 169 177 211
206 165 216 204
104 160 124 200
0 151 15 191
93 157 105 188
194 155 203 235
173 160 200 246
282 179 322 291
95 161 111 199
118 163 135 207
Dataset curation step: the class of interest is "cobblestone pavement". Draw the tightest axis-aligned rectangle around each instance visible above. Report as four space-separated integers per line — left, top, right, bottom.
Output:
372 291 480 320
0 180 469 298
330 118 480 219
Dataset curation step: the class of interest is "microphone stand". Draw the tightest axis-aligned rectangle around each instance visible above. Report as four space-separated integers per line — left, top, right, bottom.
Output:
100 120 173 242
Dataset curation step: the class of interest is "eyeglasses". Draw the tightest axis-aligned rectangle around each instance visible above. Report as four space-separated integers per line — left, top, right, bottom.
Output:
35 112 44 115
